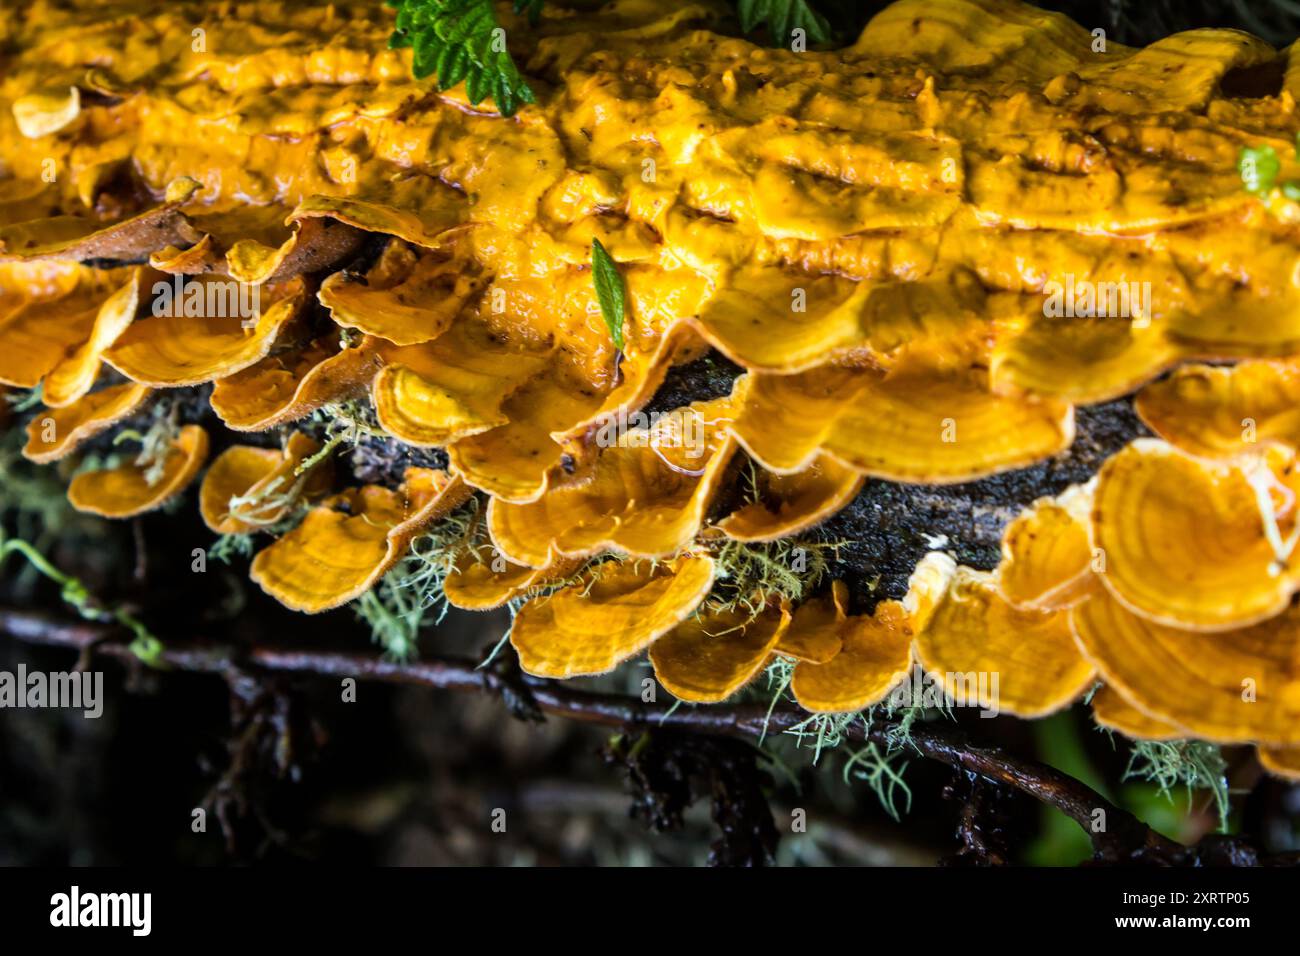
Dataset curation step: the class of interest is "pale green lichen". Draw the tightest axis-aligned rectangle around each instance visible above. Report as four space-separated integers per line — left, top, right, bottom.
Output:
352 498 488 660
112 397 181 487
1123 739 1231 831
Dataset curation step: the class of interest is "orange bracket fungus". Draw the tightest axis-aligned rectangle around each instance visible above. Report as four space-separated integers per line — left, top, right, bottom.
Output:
5 0 1300 866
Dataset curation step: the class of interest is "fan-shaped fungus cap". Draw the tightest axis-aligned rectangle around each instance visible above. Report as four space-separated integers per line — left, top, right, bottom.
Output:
210 333 387 431
487 399 736 567
249 468 470 613
443 551 582 611
1071 587 1300 745
199 433 329 535
1092 438 1300 631
991 310 1177 404
717 455 863 542
1258 747 1300 781
789 583 913 712
22 382 151 464
649 604 791 703
997 482 1095 611
0 264 132 392
447 367 606 503
509 554 716 678
292 185 467 249
68 424 209 518
730 362 1073 481
210 332 384 429
319 245 485 346
225 217 365 285
1090 685 1183 741
12 85 80 139
1135 360 1300 460
105 278 306 387
0 180 202 262
914 565 1094 717
372 322 549 446
41 269 143 407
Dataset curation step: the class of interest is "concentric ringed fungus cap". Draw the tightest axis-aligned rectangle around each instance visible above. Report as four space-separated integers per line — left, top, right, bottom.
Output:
1091 438 1300 631
509 554 716 678
789 583 913 713
997 482 1096 611
730 363 1074 481
199 433 330 535
443 551 581 611
487 399 737 567
1070 587 1300 746
22 382 151 464
1090 685 1184 741
914 565 1095 718
104 278 307 388
67 424 209 518
1135 360 1300 460
649 604 791 703
717 456 864 542
250 468 471 613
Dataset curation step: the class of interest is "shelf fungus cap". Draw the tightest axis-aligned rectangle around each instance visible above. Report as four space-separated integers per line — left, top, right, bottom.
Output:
1091 438 1300 631
225 217 366 286
997 482 1096 611
730 363 1074 481
0 188 202 262
914 565 1095 718
443 551 582 611
649 604 791 703
487 399 737 567
790 583 913 713
250 468 470 613
42 271 143 408
318 246 484 346
447 366 606 503
0 265 131 391
1258 746 1300 781
1090 685 1184 741
105 278 306 387
717 455 864 542
509 554 716 678
68 424 209 518
199 433 330 535
1071 587 1300 745
372 323 549 447
12 85 81 139
23 382 151 464
1135 360 1300 460
211 333 387 431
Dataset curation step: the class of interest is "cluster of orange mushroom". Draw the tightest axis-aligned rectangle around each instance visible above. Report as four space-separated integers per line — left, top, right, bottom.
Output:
2 0 1300 774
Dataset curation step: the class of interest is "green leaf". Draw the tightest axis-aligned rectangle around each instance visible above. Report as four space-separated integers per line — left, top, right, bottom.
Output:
734 0 831 47
1238 145 1280 196
591 239 626 351
1283 180 1300 202
388 0 536 117
514 0 544 26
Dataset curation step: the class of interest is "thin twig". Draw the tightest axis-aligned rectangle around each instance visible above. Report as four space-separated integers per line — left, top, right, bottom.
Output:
0 606 1292 865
